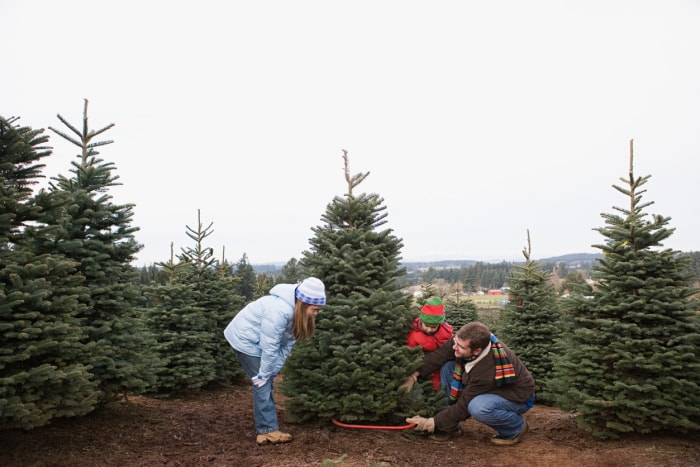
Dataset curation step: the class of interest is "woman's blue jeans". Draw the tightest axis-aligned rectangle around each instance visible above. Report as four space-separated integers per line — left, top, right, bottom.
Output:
233 349 278 435
467 393 531 438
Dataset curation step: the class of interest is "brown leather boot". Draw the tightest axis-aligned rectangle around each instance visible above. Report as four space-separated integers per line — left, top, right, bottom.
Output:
256 430 293 445
490 420 528 446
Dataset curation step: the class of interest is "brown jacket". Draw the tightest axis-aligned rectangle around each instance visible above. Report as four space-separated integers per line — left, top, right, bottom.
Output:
418 337 535 432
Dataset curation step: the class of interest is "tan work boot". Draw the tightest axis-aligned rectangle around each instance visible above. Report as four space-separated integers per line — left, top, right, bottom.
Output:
256 430 293 445
490 420 528 446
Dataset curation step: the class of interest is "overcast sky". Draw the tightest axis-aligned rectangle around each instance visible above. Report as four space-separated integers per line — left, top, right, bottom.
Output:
3 1 699 266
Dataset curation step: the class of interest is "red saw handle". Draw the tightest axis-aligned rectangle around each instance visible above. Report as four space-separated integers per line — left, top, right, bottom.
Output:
332 419 416 430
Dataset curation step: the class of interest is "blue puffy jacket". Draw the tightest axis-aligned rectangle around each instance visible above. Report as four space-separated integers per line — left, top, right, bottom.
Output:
224 283 297 379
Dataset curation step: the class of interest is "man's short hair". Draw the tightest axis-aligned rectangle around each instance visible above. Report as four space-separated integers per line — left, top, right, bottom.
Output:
455 322 491 349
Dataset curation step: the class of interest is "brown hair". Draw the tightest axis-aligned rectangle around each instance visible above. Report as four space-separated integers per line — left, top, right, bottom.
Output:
455 322 491 349
293 300 316 340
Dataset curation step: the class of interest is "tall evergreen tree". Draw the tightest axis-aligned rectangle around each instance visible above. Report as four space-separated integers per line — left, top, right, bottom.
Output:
281 151 442 424
45 100 151 403
232 253 256 302
275 257 303 285
551 141 700 438
684 251 700 287
0 116 99 429
497 230 561 403
138 263 169 286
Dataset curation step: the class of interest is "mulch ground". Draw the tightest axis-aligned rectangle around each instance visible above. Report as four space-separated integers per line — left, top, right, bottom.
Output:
1 381 699 466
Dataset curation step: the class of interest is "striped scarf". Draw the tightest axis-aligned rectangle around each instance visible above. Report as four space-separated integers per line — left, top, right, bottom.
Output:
448 334 516 404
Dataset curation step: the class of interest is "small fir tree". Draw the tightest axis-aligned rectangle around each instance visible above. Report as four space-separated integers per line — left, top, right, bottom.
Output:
143 277 213 396
144 212 245 395
497 230 561 403
179 211 246 386
444 295 478 330
407 284 438 326
210 256 247 384
281 151 443 424
410 283 438 316
559 270 588 295
252 273 274 300
551 140 700 438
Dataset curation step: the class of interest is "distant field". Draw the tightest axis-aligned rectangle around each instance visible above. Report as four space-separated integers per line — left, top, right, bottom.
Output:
469 294 508 309
467 294 506 330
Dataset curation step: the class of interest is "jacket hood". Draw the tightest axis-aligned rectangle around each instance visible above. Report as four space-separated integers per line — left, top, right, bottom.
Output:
269 283 297 308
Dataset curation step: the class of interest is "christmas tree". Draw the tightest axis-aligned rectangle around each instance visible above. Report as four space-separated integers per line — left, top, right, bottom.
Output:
275 258 304 285
231 253 256 301
497 230 561 403
281 151 442 424
144 211 245 395
45 100 151 403
551 140 700 438
444 296 478 330
178 210 247 386
0 116 99 429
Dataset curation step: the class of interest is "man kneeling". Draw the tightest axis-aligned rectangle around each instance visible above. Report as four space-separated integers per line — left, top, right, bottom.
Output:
403 321 535 445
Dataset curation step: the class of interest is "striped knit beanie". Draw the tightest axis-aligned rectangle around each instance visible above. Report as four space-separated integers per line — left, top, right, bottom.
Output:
295 277 326 305
420 297 445 325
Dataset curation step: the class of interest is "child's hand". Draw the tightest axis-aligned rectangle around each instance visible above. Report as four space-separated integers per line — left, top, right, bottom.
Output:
398 373 418 393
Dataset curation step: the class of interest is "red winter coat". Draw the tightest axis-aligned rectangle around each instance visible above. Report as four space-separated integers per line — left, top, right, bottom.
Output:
406 318 454 390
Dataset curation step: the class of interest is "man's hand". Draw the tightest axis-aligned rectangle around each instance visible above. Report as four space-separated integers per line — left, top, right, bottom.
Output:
398 373 418 393
406 416 435 433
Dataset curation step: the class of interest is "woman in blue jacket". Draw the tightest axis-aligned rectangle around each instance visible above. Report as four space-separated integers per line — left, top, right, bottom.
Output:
224 277 326 445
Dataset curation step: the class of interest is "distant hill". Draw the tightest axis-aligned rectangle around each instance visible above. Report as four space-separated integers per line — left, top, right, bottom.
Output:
399 252 604 271
536 252 604 265
251 253 606 275
538 252 603 263
251 251 698 283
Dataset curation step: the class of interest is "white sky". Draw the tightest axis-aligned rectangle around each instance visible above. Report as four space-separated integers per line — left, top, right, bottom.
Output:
2 1 699 266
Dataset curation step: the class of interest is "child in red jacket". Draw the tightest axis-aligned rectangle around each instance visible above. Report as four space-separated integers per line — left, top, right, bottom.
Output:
407 297 454 391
